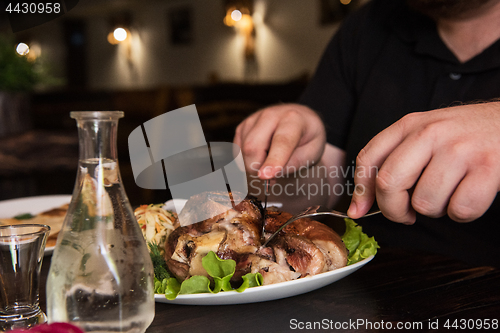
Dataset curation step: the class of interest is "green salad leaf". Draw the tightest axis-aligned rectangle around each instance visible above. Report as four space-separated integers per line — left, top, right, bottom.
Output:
154 251 263 300
202 251 236 292
342 218 379 265
179 275 213 295
164 278 181 300
237 272 264 292
14 213 35 220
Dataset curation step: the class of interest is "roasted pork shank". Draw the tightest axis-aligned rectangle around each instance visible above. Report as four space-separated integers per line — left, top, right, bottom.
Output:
165 192 348 286
165 191 264 281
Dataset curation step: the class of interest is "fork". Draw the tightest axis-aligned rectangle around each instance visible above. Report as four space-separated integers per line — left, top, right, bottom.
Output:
262 205 381 247
260 179 271 243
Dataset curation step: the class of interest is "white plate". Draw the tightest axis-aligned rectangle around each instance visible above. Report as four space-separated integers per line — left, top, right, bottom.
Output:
156 198 373 305
0 195 72 254
154 255 373 305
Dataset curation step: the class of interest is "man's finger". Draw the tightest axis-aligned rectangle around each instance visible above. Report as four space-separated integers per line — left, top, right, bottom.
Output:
239 112 279 173
371 127 439 222
448 167 500 222
348 117 411 218
260 115 304 178
410 150 467 218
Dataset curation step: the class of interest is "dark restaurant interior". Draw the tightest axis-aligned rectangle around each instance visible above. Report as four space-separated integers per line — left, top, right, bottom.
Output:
0 0 363 206
2 2 500 331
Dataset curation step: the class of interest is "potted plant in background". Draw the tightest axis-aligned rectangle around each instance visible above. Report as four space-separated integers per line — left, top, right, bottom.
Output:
0 36 72 201
0 36 42 138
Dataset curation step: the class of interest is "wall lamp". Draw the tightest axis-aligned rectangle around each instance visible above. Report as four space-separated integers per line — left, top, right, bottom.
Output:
223 0 255 60
223 0 253 29
108 27 131 45
107 13 132 45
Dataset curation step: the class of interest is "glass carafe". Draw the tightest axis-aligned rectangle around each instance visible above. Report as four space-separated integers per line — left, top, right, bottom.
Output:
46 111 154 333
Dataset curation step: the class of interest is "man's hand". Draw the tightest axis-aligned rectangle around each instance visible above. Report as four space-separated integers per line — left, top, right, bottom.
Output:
234 103 326 179
348 102 500 223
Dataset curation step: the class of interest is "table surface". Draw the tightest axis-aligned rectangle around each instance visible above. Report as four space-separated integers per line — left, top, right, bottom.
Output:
39 247 500 333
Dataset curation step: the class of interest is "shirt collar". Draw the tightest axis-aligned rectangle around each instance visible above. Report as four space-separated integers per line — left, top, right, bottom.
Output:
389 1 500 73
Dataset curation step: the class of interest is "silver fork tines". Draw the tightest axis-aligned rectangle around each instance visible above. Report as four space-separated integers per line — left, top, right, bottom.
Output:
262 206 381 247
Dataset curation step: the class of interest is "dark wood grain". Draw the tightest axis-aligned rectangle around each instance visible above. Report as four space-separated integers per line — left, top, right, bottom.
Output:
39 247 500 333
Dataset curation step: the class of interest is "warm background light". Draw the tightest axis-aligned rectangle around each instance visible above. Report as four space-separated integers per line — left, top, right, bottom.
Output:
16 0 342 88
108 27 130 45
236 14 253 34
113 28 128 42
224 7 237 26
231 9 242 21
16 43 30 55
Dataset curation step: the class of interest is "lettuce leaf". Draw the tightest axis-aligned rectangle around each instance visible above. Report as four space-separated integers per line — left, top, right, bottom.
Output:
179 275 213 295
237 272 264 292
342 218 379 265
156 251 263 299
164 278 181 300
202 251 236 292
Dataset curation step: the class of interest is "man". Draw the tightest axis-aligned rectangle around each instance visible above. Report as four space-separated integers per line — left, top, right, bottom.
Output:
234 0 500 266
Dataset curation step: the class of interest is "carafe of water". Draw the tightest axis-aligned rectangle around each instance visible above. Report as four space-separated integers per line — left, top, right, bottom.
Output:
46 111 155 333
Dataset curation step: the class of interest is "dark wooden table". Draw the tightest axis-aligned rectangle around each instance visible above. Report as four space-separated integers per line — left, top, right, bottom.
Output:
39 247 500 333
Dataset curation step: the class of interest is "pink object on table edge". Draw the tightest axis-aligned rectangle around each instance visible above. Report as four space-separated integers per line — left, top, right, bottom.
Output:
7 323 85 333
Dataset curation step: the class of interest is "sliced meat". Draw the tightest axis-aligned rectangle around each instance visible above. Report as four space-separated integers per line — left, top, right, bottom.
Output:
264 210 348 272
216 215 261 256
165 192 264 281
248 254 301 285
271 233 326 276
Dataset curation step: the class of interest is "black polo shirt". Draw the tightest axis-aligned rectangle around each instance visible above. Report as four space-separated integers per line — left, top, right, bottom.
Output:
300 0 500 267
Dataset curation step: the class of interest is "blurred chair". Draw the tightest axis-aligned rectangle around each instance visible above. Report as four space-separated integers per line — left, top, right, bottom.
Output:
0 129 78 200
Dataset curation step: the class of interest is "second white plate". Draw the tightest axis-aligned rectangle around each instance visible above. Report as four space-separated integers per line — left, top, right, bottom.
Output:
0 195 72 255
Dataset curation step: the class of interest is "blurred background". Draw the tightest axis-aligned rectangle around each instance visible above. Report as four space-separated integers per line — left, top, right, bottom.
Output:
0 0 365 205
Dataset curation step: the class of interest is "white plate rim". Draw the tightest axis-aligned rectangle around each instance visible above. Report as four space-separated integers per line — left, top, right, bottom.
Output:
154 255 373 305
0 195 72 255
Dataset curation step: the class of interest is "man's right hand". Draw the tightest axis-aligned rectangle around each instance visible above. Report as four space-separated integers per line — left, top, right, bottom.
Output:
234 103 327 179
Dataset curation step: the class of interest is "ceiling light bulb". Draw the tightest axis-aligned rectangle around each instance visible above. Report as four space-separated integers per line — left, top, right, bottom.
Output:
16 43 30 55
113 28 128 42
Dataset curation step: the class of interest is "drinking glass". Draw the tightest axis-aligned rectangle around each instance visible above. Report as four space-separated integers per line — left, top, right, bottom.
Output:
0 224 50 331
